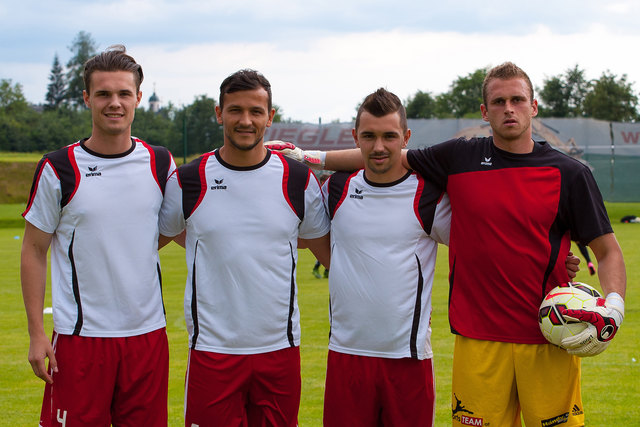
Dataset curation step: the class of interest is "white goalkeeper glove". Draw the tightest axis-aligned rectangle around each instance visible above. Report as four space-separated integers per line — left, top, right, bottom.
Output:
265 140 326 169
560 292 624 357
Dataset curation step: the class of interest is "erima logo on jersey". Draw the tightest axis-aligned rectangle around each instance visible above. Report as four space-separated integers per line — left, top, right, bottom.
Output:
349 188 364 199
480 157 492 166
85 166 102 177
210 178 227 190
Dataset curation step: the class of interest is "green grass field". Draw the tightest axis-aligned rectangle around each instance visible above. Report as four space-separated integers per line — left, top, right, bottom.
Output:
0 152 44 162
1 203 638 426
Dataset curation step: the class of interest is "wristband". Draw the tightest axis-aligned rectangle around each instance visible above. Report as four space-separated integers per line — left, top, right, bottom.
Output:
303 150 326 169
605 292 625 317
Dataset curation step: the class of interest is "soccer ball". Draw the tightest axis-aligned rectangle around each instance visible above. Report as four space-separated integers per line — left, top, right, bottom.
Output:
538 282 602 347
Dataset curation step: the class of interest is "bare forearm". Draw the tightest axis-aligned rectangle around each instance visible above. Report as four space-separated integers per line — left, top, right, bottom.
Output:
589 233 626 298
595 250 626 298
325 149 364 171
321 148 409 172
21 248 48 337
301 233 331 270
20 222 53 337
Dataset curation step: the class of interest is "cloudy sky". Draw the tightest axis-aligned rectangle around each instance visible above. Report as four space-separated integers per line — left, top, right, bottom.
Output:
1 0 639 123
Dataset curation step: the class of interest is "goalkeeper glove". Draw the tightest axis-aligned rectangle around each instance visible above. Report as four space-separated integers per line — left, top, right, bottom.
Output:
560 292 624 357
265 140 326 169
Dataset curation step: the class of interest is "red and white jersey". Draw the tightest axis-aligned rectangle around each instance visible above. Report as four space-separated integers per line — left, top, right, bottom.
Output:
407 137 612 344
23 138 176 337
323 170 450 360
159 149 330 354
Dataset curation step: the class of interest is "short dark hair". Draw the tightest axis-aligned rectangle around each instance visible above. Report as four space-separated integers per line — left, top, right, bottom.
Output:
219 69 272 111
482 62 534 106
355 88 407 132
83 45 143 93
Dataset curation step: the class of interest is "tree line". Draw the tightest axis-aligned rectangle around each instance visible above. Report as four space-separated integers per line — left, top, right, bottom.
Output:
405 65 639 122
1 31 639 154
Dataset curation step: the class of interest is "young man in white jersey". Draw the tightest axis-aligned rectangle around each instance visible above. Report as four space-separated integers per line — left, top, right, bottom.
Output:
268 63 625 426
21 45 175 426
320 88 450 426
158 69 330 426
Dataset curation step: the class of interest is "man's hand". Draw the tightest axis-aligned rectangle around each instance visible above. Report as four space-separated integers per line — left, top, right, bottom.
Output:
28 332 57 383
560 325 609 357
565 251 580 279
265 141 304 161
560 293 624 357
265 140 326 169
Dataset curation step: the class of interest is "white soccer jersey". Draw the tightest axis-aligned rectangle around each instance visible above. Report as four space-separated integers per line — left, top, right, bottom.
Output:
23 138 175 337
323 170 450 360
159 149 330 354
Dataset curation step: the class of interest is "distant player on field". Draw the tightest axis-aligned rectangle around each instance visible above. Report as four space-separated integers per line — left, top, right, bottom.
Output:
268 62 626 426
577 243 596 275
21 45 176 426
158 69 330 426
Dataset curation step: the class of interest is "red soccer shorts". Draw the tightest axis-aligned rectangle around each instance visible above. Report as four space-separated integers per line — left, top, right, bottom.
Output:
40 328 169 427
323 350 435 427
185 346 301 427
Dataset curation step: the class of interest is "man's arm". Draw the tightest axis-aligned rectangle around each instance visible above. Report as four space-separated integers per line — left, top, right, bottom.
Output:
588 233 626 297
326 148 412 172
324 149 363 171
560 232 626 356
300 233 331 270
267 141 414 173
266 141 414 172
20 221 56 383
265 142 368 172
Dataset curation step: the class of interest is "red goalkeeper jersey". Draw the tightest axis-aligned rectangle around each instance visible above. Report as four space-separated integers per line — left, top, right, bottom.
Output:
407 137 612 344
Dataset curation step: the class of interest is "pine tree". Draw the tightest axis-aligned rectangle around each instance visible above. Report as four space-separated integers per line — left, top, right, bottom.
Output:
64 31 98 109
45 53 66 110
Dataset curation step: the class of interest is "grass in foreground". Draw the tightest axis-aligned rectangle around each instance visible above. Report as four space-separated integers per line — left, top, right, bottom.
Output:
1 202 639 425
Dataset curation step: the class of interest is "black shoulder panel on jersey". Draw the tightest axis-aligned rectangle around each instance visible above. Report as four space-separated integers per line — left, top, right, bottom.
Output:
281 155 309 222
149 145 172 194
45 146 79 209
179 155 208 220
327 171 352 220
415 177 444 235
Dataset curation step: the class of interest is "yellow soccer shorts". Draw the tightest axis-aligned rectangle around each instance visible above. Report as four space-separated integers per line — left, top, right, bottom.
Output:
451 336 584 427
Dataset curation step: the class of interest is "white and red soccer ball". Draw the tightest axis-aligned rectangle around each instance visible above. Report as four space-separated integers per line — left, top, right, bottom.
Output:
538 282 601 348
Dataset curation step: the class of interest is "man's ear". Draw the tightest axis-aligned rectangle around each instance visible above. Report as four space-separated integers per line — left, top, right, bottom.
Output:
83 90 91 109
480 104 489 122
403 129 411 148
